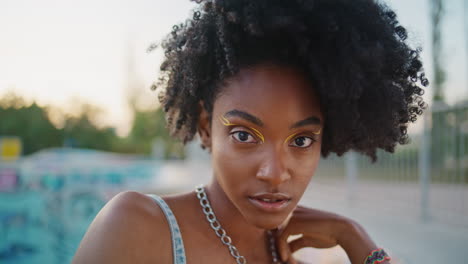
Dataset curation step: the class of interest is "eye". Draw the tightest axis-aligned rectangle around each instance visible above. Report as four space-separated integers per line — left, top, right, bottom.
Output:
231 130 257 143
289 136 315 148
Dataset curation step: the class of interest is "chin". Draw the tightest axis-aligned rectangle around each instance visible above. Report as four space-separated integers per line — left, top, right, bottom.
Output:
246 213 288 230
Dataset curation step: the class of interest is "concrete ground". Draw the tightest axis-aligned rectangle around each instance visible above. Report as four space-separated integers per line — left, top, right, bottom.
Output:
294 179 468 264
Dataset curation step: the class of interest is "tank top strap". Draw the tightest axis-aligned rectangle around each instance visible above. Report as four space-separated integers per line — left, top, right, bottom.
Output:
147 194 187 264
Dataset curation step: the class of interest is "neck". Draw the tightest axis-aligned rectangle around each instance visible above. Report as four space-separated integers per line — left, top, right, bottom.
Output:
203 177 270 260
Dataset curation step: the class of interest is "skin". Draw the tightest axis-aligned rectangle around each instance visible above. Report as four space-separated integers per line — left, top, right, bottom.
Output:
204 64 324 232
72 64 389 264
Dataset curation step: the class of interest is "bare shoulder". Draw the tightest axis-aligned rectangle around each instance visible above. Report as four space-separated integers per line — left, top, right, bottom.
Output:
72 191 172 264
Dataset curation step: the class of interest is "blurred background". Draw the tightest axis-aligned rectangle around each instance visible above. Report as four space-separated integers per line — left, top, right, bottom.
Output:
0 0 467 263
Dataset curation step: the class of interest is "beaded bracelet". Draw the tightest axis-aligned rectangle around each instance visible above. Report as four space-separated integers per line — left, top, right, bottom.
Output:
363 248 391 264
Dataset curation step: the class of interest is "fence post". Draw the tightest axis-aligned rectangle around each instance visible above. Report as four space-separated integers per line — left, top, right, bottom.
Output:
346 152 358 205
419 109 432 222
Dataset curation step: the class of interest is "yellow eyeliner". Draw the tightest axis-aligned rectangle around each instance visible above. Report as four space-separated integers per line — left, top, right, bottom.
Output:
220 115 321 144
283 128 322 144
220 116 265 143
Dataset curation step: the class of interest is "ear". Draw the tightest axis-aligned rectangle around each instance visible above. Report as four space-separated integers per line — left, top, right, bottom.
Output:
197 101 212 151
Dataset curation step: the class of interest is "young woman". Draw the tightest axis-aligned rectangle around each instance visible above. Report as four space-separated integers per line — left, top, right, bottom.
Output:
73 0 428 263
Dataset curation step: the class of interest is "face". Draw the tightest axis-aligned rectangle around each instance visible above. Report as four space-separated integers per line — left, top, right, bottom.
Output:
199 64 324 229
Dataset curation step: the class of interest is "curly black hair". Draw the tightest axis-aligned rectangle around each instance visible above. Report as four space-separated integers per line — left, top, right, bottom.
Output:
152 0 428 161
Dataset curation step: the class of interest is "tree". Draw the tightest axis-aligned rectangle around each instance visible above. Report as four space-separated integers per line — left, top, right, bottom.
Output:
123 107 184 158
0 94 63 155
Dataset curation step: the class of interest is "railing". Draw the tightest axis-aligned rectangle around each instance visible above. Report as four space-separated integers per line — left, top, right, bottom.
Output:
313 101 468 226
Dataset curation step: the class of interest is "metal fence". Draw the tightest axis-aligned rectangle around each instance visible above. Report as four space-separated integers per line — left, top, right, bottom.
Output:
313 101 468 226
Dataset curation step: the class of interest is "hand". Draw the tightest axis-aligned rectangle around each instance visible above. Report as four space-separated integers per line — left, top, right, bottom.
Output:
274 205 376 264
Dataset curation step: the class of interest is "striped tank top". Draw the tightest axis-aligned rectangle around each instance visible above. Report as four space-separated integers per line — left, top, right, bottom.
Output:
147 194 187 264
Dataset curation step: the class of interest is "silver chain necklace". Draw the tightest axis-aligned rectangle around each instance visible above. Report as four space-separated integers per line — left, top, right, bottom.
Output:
195 184 284 264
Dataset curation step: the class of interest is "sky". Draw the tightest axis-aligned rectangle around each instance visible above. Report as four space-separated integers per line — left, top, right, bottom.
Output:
0 0 466 136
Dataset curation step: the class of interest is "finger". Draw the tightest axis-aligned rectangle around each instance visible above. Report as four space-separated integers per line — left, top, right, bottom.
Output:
288 237 309 253
277 221 302 248
275 211 294 262
281 243 297 264
276 230 301 263
275 229 290 263
289 237 320 252
287 255 298 264
289 235 338 251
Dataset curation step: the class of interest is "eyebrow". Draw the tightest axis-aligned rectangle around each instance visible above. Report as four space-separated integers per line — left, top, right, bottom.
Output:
290 116 322 129
224 110 264 127
224 109 321 129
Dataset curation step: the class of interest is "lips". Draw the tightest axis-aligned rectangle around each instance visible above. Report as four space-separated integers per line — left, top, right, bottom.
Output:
249 193 291 202
248 192 291 212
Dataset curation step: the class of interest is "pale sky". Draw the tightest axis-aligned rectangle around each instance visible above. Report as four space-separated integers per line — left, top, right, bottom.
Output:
0 0 466 136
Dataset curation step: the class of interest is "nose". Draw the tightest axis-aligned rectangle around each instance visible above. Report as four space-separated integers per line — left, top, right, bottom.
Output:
255 148 291 186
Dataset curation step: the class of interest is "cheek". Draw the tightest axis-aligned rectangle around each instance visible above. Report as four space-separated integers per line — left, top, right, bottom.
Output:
290 144 322 184
211 134 258 189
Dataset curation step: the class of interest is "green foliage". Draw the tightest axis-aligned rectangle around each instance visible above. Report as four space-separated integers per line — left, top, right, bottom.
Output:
0 95 63 155
0 93 184 158
120 108 185 159
63 114 117 152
